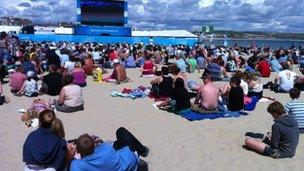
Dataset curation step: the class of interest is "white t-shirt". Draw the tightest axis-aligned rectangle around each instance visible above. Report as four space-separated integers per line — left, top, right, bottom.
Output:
240 79 249 95
64 61 75 75
278 70 297 91
92 51 101 60
24 79 38 97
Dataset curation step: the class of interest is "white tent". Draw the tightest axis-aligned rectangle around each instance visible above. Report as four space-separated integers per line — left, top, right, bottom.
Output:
132 30 198 38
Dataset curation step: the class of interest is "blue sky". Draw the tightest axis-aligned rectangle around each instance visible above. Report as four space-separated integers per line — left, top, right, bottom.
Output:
0 0 303 32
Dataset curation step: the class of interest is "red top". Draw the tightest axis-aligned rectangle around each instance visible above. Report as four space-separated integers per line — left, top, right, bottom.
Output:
258 61 271 77
142 60 154 75
109 52 117 61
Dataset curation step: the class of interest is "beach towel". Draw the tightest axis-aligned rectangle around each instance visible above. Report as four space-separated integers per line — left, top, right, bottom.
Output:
244 96 261 111
179 108 248 121
111 86 151 99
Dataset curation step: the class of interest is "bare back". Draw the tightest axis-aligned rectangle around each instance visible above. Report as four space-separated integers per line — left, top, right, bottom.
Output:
199 83 220 110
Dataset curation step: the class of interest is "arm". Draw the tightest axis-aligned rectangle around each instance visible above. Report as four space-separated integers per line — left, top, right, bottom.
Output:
270 124 281 149
17 82 26 95
0 83 2 94
274 75 279 84
58 88 65 105
194 92 201 105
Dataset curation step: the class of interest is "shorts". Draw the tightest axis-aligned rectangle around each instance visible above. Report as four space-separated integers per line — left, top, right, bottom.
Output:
191 104 218 114
263 146 281 158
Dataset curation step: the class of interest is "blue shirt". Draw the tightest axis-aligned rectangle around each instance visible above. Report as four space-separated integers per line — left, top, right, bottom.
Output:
196 56 205 69
176 59 187 73
23 128 67 170
70 143 138 171
278 55 288 63
269 58 282 72
285 99 304 129
125 56 136 68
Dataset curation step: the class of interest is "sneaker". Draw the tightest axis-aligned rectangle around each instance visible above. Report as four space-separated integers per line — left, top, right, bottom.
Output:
140 147 149 158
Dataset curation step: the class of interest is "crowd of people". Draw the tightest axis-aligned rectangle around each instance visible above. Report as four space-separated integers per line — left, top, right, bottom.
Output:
1 30 304 170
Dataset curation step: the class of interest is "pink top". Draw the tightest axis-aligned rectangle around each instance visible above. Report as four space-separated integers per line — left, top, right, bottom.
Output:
10 72 27 91
72 69 86 85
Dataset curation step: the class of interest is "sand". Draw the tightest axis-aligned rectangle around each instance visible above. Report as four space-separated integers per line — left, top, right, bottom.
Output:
1 67 304 171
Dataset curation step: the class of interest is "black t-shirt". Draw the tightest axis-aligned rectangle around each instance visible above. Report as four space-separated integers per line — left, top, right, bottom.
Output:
43 72 63 96
170 88 191 112
158 76 173 97
228 86 244 111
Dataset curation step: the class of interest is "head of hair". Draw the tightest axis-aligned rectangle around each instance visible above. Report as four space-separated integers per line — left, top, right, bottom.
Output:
48 64 57 73
267 101 285 117
51 118 65 138
175 78 185 89
39 109 56 129
230 76 241 86
201 71 212 82
281 62 289 70
171 64 181 75
75 61 82 68
161 66 169 75
15 65 23 72
289 88 300 99
62 75 74 86
76 134 95 157
234 70 244 79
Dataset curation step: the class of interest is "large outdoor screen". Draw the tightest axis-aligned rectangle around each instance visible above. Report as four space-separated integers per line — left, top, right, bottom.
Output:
77 0 127 26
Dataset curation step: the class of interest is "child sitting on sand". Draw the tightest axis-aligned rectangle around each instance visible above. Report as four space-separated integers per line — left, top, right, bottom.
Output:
285 88 304 133
16 71 38 97
0 81 10 105
244 101 299 158
227 76 244 111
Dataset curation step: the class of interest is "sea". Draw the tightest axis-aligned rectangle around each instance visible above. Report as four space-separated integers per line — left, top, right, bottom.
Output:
201 38 304 49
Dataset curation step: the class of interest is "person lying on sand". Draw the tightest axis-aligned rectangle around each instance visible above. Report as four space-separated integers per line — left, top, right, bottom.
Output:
69 127 149 171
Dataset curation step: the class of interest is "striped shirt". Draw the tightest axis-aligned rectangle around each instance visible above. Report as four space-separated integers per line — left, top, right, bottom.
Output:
285 99 304 128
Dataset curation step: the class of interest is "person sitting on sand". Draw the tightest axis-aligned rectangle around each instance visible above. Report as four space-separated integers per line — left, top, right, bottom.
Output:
16 71 38 97
156 78 191 113
40 64 63 96
220 70 248 98
9 65 26 93
227 76 244 111
53 75 84 113
285 88 304 133
140 55 155 77
257 56 271 78
171 65 188 89
0 81 9 105
69 127 149 171
150 66 173 98
244 72 263 98
191 71 220 114
103 59 130 84
264 63 298 93
23 109 69 170
244 101 299 158
187 53 200 73
71 62 87 87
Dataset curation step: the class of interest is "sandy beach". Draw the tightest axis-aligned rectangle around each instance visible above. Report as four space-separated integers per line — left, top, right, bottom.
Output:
1 68 304 171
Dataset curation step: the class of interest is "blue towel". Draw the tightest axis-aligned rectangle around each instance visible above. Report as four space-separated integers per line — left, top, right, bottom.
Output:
244 96 261 111
179 108 248 121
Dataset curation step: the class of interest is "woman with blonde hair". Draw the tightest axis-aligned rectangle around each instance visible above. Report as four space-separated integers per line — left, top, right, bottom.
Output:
71 61 87 87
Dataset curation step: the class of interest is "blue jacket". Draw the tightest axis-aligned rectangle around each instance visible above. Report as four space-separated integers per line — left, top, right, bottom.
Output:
23 128 67 170
70 143 138 171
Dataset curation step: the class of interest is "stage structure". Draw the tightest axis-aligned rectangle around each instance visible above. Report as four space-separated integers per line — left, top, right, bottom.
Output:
76 0 131 37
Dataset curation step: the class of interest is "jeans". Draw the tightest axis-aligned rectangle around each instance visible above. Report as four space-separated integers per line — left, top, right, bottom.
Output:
113 127 148 157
